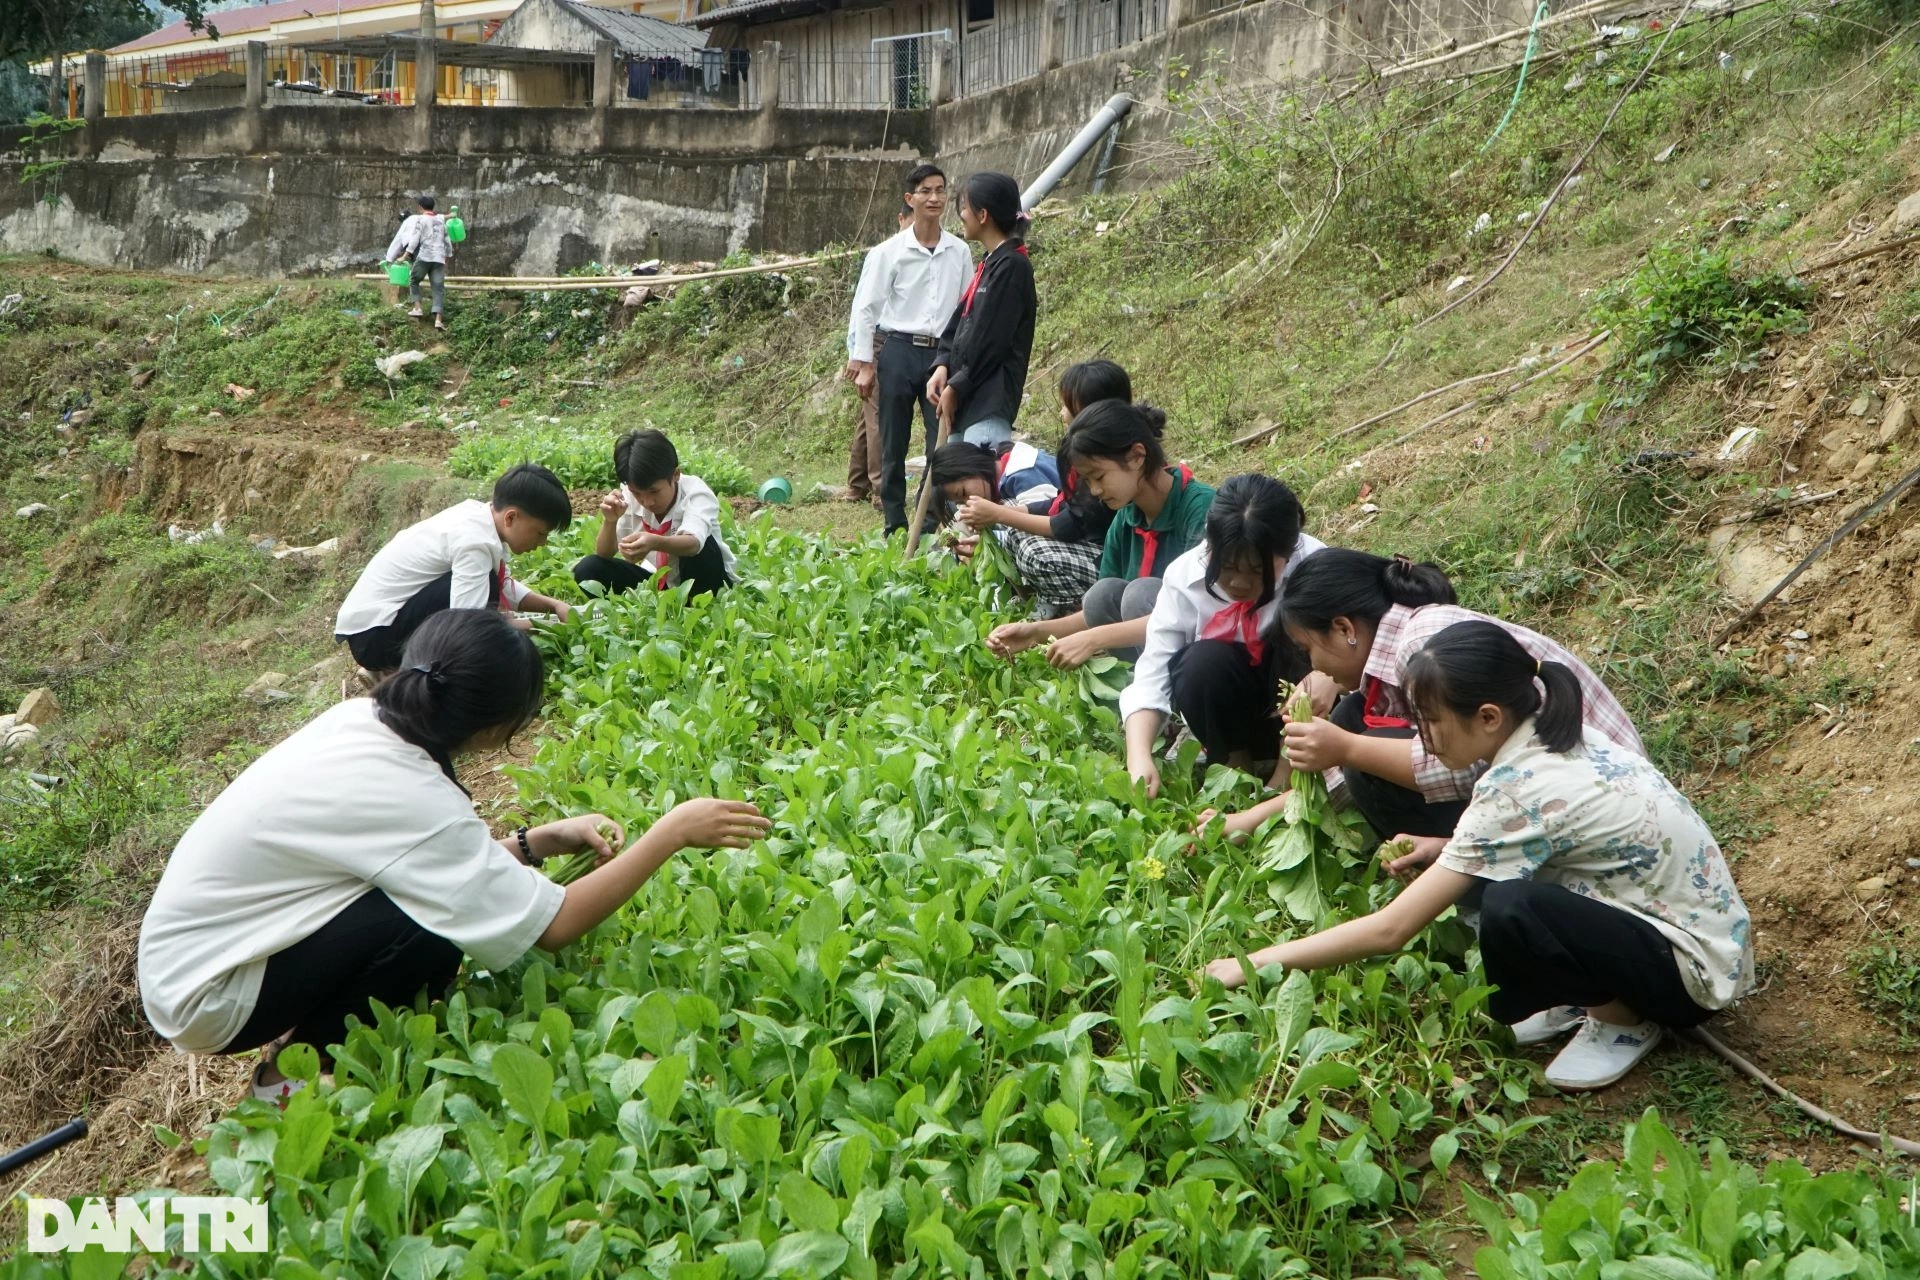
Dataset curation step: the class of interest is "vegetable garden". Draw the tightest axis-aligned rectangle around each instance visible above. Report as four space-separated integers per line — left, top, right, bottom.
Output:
9 521 1919 1277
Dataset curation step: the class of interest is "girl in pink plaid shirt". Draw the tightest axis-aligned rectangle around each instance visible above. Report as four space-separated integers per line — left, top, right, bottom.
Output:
1201 548 1643 861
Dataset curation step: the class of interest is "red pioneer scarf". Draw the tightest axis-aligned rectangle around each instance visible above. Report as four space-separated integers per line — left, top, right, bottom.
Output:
1201 598 1264 665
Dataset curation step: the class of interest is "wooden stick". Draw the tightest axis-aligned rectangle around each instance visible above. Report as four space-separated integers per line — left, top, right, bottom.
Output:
1710 460 1920 647
1368 331 1611 453
1378 0 1634 79
1715 488 1840 526
1797 231 1920 276
1313 360 1525 445
904 414 955 556
1412 0 1696 335
349 251 855 291
1449 0 1785 86
1685 1026 1920 1157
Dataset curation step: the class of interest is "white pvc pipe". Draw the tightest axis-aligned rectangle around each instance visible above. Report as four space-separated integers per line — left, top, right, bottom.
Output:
1021 92 1132 209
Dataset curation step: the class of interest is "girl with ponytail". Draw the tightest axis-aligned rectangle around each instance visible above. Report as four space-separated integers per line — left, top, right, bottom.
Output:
986 400 1216 667
1199 548 1642 850
927 171 1037 447
139 610 769 1105
1205 621 1752 1093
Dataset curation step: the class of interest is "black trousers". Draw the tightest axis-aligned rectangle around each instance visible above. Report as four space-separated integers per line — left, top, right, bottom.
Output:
1169 636 1310 763
1479 879 1716 1028
876 336 940 534
1327 690 1470 840
337 570 500 674
573 538 730 598
223 889 462 1061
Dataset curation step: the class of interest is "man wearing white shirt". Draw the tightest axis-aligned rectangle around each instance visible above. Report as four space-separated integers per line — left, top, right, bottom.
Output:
842 202 914 508
845 164 971 535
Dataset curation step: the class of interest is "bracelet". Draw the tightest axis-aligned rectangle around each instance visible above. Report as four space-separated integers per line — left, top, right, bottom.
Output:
515 826 533 862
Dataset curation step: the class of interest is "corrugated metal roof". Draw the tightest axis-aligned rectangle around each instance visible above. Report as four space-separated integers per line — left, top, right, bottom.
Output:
110 0 400 53
558 0 707 53
688 0 824 29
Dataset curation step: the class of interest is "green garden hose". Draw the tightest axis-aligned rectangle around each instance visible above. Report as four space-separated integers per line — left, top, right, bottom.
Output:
1481 0 1552 152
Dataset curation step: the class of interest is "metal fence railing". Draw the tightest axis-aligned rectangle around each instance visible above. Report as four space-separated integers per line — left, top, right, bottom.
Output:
442 63 592 108
1062 0 1168 62
958 19 1043 97
621 48 750 108
269 45 411 105
765 35 945 109
100 48 248 117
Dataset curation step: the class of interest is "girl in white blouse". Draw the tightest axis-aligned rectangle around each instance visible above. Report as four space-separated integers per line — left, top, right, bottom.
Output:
140 610 768 1103
1203 620 1752 1091
1120 474 1324 797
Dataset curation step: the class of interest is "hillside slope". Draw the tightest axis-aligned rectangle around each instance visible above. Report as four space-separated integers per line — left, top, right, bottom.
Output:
4 0 1920 1268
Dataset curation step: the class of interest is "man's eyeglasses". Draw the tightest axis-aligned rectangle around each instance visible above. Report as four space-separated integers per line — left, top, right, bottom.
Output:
911 186 946 197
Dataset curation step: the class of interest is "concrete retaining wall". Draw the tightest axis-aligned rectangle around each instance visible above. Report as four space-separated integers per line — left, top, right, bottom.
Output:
0 0 1530 274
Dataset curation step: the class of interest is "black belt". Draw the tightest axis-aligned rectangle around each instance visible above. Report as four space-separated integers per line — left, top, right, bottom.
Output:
880 330 938 348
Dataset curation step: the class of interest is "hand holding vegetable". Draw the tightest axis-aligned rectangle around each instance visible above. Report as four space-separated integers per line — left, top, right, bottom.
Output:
1280 714 1352 773
1201 955 1256 990
986 621 1043 660
541 816 626 883
660 798 771 851
1297 671 1340 717
957 496 1003 531
618 531 653 561
1193 805 1267 844
1126 752 1161 799
1381 833 1445 882
1045 631 1101 670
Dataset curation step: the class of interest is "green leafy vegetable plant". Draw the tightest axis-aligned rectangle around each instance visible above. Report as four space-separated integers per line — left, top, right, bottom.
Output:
447 422 753 495
1256 682 1373 922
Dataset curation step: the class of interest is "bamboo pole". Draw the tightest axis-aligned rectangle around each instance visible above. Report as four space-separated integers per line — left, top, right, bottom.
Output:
1378 0 1636 79
350 250 856 291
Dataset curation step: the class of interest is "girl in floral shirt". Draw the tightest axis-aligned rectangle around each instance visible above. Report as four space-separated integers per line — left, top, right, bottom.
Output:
1204 620 1753 1091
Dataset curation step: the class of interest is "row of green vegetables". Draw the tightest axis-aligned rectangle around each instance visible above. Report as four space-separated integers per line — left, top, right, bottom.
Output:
8 521 1916 1277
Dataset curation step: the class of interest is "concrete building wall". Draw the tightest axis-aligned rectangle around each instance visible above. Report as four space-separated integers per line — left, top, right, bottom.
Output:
1 0 1533 274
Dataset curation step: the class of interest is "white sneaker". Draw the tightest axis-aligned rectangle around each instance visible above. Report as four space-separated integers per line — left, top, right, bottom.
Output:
1544 1018 1662 1090
1510 1005 1585 1046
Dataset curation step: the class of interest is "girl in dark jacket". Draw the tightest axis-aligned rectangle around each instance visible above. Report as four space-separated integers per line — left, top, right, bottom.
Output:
927 172 1037 448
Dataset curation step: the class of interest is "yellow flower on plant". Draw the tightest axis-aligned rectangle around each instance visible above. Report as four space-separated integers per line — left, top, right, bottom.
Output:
1141 856 1166 882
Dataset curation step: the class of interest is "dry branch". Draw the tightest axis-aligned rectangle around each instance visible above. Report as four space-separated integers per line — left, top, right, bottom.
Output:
1411 0 1698 335
1710 460 1920 646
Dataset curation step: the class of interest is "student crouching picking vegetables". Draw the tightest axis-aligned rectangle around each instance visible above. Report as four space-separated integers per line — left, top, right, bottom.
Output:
333 462 575 680
949 360 1129 618
1200 549 1643 849
576 428 738 598
986 400 1215 667
1202 621 1753 1091
137 610 769 1105
927 438 1060 564
1121 474 1325 798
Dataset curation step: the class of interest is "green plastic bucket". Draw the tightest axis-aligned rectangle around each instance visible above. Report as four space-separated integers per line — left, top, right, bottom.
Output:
385 261 412 286
446 210 466 243
756 476 793 504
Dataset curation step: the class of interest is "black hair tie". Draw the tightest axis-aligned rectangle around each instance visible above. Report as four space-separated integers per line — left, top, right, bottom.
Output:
410 661 445 684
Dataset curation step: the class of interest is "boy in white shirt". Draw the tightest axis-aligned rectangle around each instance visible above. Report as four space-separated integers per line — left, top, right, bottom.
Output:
577 429 738 597
335 462 574 676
